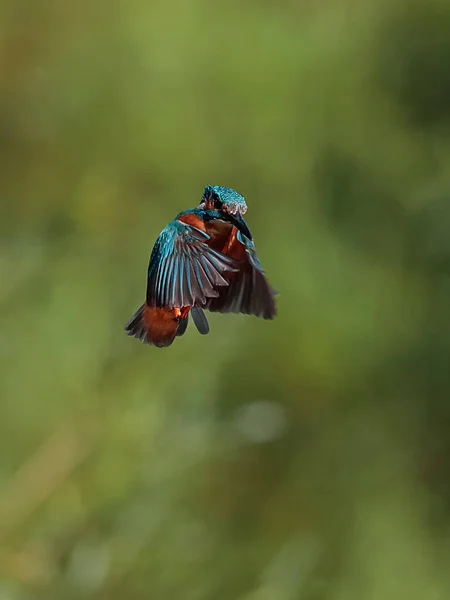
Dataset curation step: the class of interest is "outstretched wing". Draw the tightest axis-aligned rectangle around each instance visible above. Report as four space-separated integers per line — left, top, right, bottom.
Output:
205 230 277 320
147 220 238 308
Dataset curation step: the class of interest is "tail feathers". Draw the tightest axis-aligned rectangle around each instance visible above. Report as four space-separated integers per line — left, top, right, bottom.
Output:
124 305 150 344
175 307 209 336
191 306 209 335
176 314 189 336
125 304 210 347
124 304 178 347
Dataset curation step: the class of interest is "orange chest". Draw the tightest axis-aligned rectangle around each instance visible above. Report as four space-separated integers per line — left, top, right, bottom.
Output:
204 219 233 251
205 221 247 261
177 214 246 261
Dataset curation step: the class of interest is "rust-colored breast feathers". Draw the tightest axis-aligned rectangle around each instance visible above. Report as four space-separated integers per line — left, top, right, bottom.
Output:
177 213 207 231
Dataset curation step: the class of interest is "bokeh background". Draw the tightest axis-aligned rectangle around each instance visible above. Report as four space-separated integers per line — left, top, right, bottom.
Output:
1 0 450 598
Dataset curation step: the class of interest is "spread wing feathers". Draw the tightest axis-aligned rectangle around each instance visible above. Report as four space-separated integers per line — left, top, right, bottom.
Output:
205 231 277 320
147 220 238 308
124 304 151 344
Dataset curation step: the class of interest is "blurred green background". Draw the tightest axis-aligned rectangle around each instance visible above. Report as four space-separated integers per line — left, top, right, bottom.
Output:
1 0 450 598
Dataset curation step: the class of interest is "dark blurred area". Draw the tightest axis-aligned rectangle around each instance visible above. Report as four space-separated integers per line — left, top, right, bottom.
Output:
1 0 450 598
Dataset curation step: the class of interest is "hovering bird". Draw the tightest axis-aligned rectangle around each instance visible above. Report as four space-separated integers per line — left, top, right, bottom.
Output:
125 185 276 347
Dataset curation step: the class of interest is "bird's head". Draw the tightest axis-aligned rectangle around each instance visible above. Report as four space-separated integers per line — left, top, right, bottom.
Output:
198 185 251 238
199 185 248 217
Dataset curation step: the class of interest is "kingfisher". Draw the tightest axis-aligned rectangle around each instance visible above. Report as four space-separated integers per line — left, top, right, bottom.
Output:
125 185 277 347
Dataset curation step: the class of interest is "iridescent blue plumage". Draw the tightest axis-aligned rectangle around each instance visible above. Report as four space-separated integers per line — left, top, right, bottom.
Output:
200 185 248 216
125 186 276 348
146 209 238 309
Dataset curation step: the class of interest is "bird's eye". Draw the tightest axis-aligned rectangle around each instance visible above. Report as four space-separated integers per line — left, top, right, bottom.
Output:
212 193 222 209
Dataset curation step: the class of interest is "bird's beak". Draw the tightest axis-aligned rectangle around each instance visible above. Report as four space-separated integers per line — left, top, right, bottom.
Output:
229 211 252 240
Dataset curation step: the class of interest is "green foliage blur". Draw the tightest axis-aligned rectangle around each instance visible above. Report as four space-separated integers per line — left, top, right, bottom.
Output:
1 0 450 598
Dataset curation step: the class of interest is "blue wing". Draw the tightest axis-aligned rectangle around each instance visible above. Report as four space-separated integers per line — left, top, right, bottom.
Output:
205 230 277 320
146 220 238 308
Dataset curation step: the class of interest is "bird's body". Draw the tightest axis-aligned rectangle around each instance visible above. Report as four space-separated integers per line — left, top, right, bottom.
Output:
125 186 276 347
